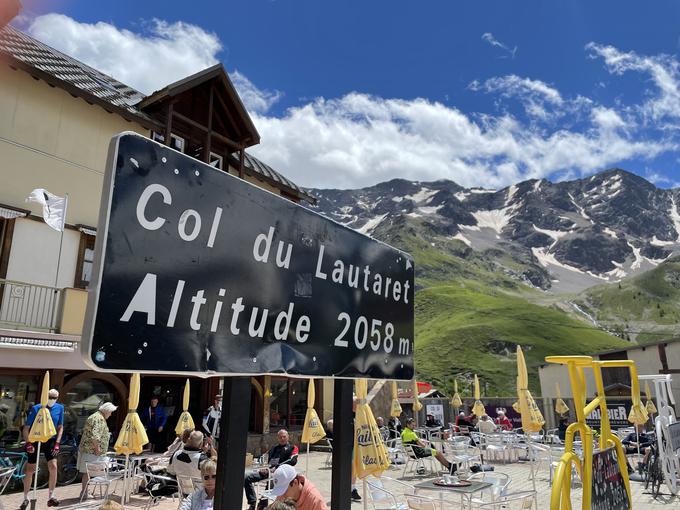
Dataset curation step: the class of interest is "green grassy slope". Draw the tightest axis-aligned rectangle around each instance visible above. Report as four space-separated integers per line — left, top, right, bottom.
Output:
414 283 627 395
372 218 627 396
576 256 680 344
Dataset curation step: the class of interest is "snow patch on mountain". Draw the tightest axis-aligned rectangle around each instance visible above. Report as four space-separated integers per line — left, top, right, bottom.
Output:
670 197 680 242
358 213 388 234
532 225 569 247
472 208 514 235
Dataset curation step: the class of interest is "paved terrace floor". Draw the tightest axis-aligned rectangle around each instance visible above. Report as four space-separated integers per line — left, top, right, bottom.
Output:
0 451 677 509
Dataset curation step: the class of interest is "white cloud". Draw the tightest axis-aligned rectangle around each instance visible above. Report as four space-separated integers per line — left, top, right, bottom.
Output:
249 93 669 189
481 32 517 59
470 75 564 120
230 71 282 114
587 43 680 125
25 13 281 114
19 14 680 189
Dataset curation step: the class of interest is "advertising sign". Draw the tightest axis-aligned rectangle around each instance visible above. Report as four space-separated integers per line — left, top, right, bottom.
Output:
585 400 632 430
83 133 415 379
591 448 629 510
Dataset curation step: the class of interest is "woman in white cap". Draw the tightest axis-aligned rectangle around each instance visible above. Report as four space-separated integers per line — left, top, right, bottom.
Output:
77 401 117 499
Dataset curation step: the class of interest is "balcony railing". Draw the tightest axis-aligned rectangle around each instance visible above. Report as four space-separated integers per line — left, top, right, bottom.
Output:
0 278 62 332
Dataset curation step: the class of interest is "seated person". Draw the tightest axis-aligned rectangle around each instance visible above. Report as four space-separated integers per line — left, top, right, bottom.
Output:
495 411 513 431
376 416 390 441
425 414 442 430
476 415 497 434
267 464 327 510
387 416 402 440
622 424 653 455
557 418 569 442
401 418 455 473
179 459 217 510
167 430 212 480
244 429 299 510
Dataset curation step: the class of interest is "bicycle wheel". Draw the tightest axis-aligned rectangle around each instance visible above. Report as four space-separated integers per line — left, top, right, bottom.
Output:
57 451 80 486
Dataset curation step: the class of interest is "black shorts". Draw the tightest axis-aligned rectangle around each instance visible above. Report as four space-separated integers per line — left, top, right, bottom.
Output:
27 437 57 463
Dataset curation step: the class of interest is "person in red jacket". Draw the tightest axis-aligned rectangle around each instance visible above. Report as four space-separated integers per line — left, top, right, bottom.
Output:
495 411 513 431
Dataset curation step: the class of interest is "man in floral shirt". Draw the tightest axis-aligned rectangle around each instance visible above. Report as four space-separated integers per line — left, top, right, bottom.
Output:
77 402 117 499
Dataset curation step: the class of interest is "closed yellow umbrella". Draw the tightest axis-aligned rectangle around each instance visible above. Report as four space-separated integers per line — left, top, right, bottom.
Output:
116 373 149 505
390 381 403 417
412 379 423 413
628 375 649 425
353 379 390 479
175 379 195 435
516 346 545 432
645 381 658 415
28 371 56 443
472 375 485 417
28 371 56 505
450 379 462 409
512 401 520 413
555 382 570 416
115 373 148 455
301 378 326 476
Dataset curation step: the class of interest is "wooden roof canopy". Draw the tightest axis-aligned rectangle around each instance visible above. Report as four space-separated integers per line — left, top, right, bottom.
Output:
138 63 260 151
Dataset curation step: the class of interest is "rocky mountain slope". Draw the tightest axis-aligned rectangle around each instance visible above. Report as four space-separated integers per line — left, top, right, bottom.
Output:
311 169 680 294
307 169 678 394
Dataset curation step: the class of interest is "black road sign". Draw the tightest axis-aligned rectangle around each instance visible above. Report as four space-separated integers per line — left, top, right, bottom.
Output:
83 133 415 379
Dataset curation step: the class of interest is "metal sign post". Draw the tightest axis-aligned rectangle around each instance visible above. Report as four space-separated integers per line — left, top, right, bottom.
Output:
82 133 416 510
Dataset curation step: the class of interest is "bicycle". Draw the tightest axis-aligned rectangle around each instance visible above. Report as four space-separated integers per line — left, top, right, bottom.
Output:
56 433 81 486
0 449 48 491
643 440 663 498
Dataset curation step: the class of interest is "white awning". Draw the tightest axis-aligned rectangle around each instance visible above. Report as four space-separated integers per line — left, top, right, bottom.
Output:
0 206 28 220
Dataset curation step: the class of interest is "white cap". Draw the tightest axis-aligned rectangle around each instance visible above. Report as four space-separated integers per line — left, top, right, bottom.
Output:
99 402 118 413
265 464 298 497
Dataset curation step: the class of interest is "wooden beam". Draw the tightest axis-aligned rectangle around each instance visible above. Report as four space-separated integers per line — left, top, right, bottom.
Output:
213 90 244 140
164 102 174 146
205 84 214 163
172 111 240 150
239 146 245 179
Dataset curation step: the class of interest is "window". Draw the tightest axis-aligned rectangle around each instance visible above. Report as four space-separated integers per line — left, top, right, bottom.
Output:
209 152 223 169
74 233 96 289
0 374 39 443
267 378 312 431
150 131 185 153
62 378 116 439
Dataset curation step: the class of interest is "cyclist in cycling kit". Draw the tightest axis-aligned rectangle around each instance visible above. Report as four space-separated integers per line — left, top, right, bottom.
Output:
20 388 64 509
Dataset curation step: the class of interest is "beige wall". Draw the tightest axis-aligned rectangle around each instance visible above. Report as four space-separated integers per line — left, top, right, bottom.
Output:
0 65 147 227
60 287 88 335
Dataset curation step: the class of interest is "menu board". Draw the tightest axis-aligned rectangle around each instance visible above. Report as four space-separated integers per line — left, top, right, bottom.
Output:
591 448 629 510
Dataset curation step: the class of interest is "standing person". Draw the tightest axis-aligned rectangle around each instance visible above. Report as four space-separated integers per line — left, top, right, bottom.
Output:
178 459 217 510
244 429 299 510
20 388 64 509
77 402 117 500
202 394 222 444
495 411 513 431
0 403 10 442
141 395 167 452
267 464 327 510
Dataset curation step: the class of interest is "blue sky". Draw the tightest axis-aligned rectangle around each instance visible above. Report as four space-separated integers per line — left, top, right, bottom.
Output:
14 0 680 189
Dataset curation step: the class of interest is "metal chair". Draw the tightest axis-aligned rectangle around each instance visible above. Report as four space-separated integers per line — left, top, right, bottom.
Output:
142 472 180 510
468 471 511 505
366 477 409 510
81 461 124 502
0 465 15 495
323 438 334 467
402 444 436 478
474 490 536 509
175 474 201 508
405 494 438 510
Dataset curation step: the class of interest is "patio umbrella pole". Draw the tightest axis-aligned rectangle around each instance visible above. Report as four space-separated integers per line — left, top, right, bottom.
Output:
29 441 41 510
123 454 130 505
306 442 310 478
363 478 367 510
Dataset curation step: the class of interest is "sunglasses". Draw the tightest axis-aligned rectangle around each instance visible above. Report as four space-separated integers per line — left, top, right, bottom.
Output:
203 475 217 480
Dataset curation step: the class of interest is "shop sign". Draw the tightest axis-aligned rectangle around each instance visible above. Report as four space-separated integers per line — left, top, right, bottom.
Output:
83 133 415 379
585 400 631 429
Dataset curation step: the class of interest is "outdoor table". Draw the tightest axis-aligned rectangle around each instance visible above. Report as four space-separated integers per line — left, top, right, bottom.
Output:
414 479 493 510
119 452 165 503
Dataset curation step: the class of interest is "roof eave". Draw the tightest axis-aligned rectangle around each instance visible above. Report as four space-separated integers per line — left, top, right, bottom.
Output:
4 56 162 132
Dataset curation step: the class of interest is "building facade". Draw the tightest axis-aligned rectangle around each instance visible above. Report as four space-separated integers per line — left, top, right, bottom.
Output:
0 25 332 451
